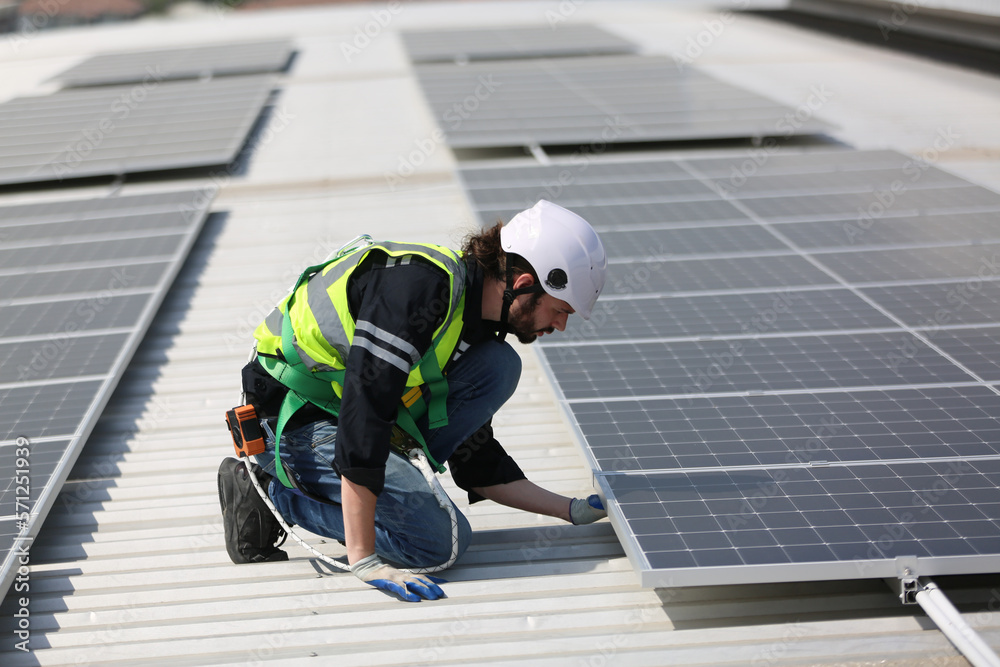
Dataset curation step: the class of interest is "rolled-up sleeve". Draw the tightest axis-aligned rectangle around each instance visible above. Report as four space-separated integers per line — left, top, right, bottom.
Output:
447 421 526 504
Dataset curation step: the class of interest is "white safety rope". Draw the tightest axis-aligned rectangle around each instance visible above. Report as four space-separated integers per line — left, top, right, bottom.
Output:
244 447 460 575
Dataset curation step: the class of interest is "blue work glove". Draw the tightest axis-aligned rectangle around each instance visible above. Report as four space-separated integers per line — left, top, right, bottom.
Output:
350 554 446 602
569 494 607 525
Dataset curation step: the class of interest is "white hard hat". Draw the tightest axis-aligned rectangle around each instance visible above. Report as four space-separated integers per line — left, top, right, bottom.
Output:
500 200 607 320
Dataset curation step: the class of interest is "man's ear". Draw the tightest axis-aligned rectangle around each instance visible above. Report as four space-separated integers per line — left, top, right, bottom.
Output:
511 272 535 291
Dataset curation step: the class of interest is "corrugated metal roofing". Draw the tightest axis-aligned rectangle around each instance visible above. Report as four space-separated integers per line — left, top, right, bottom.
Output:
1 2 999 665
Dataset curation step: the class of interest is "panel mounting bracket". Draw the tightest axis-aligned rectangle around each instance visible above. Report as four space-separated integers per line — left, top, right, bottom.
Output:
886 557 921 605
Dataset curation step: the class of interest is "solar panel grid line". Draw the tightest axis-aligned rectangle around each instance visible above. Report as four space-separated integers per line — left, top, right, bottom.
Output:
0 255 177 278
674 159 1000 399
0 374 110 392
3 285 158 308
0 76 275 186
0 226 196 251
0 189 214 601
541 325 933 348
544 336 983 401
457 148 899 185
559 380 993 405
464 150 1000 587
592 454 1000 479
416 55 834 148
0 326 138 346
609 249 798 265
458 161 996 209
595 473 1000 588
567 384 1000 470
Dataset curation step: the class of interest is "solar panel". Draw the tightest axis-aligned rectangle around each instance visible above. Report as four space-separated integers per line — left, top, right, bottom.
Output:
0 75 274 186
415 55 834 148
51 40 294 87
601 459 1000 586
459 149 1000 587
402 25 636 63
566 289 898 342
0 188 214 601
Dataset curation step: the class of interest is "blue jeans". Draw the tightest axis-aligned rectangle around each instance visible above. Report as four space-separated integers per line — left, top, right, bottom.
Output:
254 338 522 568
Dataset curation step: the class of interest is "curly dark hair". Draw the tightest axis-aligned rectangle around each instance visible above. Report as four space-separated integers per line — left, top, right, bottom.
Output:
461 221 537 283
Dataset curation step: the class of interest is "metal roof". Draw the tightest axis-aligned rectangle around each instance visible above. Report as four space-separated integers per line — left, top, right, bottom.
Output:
1 2 999 665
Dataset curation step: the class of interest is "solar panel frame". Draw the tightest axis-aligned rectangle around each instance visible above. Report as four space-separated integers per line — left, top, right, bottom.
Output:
0 75 275 186
415 55 835 149
50 40 295 87
598 458 1000 588
459 148 1000 588
0 188 214 601
401 25 636 63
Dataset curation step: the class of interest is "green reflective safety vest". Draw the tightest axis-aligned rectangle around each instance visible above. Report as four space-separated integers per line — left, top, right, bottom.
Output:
252 240 468 488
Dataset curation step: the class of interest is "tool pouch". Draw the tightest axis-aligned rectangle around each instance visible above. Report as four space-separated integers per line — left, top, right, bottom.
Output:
226 404 266 457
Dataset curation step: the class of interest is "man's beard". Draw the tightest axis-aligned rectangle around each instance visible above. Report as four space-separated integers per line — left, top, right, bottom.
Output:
507 292 546 344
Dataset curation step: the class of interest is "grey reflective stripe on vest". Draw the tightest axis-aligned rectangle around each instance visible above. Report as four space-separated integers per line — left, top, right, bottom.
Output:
351 336 410 373
263 305 283 337
355 320 421 367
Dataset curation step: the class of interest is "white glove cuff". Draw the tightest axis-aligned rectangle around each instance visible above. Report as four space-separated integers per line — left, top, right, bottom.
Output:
350 553 384 579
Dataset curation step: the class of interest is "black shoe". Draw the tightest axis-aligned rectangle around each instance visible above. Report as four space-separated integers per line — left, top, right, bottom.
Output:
218 457 288 564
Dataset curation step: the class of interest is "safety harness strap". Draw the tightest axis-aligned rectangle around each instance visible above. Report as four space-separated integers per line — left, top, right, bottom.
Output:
263 253 449 489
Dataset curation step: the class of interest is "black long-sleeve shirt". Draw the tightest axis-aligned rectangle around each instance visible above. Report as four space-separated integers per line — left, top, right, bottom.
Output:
243 249 525 501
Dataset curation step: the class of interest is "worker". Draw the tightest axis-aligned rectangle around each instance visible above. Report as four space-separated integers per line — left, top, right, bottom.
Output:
218 200 609 601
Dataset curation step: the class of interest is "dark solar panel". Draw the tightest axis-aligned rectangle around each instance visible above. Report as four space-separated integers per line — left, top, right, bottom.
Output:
0 75 274 186
459 149 1000 587
0 188 214 601
560 288 897 342
402 25 635 63
51 40 294 87
544 333 973 400
416 56 834 148
602 459 1000 587
572 385 1000 473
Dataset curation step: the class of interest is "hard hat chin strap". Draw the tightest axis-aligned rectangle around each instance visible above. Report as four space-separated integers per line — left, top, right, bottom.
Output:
496 255 543 343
